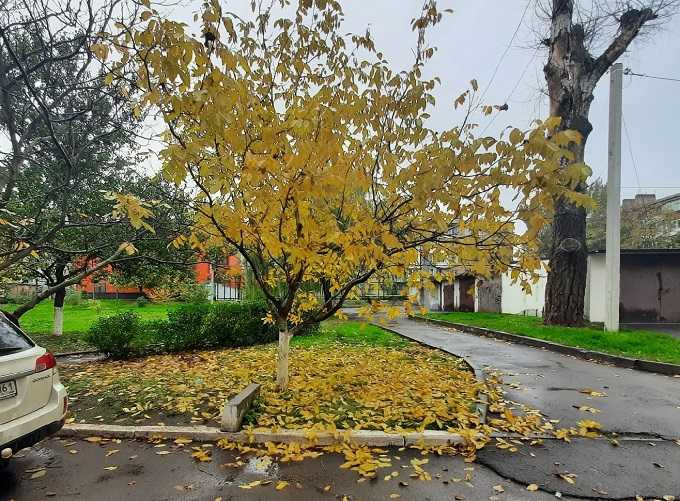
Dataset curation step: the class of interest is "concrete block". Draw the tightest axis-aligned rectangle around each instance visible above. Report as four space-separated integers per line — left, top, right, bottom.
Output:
221 383 261 432
347 430 405 447
404 430 465 447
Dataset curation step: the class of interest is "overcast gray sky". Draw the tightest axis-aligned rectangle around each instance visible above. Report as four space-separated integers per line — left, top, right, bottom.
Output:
163 0 680 200
346 1 680 201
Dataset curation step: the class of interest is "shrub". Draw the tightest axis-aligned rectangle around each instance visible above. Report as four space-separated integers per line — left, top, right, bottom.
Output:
85 312 141 359
6 291 34 305
64 291 83 305
178 283 210 304
200 300 276 348
136 296 149 308
157 302 212 351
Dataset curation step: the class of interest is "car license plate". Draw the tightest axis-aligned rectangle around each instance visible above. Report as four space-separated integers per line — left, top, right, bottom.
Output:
0 380 17 400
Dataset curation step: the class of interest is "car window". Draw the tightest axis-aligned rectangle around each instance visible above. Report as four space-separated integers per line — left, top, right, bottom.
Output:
0 314 33 351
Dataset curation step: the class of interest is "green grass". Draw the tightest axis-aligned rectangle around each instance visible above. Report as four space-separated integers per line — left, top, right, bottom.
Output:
293 320 408 348
423 311 680 365
3 300 180 353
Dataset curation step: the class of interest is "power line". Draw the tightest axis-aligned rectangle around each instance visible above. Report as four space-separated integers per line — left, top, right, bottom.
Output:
623 68 680 83
621 113 641 194
478 0 533 104
481 47 540 135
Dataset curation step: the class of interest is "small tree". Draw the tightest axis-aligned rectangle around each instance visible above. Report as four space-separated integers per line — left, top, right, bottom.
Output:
111 0 584 389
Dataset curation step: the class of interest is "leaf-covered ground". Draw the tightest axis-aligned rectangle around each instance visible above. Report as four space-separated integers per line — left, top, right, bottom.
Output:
62 341 482 432
61 323 599 479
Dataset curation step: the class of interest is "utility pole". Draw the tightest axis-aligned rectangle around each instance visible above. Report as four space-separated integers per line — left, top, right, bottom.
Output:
605 62 623 332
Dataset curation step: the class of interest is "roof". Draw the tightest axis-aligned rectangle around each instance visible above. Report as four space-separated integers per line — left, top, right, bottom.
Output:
589 248 680 255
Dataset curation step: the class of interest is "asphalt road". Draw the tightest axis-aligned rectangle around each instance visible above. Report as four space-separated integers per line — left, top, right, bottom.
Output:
1 436 567 501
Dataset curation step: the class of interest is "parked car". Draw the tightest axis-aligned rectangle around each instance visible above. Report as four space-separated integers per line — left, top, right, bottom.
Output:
0 312 67 466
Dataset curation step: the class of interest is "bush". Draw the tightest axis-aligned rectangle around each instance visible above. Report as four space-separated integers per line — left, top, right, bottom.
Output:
178 283 210 304
64 291 83 305
6 291 34 305
200 300 276 348
136 296 149 308
85 312 142 359
157 303 212 351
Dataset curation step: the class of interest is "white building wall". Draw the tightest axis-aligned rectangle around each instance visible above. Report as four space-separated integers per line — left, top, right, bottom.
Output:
585 253 606 322
500 274 547 315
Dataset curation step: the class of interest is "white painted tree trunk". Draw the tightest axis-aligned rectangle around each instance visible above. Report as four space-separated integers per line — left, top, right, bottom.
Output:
276 329 292 390
53 306 64 337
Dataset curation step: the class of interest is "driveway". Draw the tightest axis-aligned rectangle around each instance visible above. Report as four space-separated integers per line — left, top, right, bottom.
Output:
379 317 680 498
2 436 566 501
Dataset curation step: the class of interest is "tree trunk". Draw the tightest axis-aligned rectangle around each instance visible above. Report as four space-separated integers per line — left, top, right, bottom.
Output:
276 329 293 391
53 287 66 336
542 0 594 326
543 196 588 325
52 262 67 336
541 0 656 326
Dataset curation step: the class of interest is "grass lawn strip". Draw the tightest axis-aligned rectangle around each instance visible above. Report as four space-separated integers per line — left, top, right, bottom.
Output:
424 311 680 365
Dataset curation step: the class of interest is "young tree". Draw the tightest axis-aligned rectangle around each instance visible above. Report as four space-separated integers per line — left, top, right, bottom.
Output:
111 0 584 390
538 0 678 325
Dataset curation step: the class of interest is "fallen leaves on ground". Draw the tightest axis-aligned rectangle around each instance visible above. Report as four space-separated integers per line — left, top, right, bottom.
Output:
62 343 484 432
59 338 583 482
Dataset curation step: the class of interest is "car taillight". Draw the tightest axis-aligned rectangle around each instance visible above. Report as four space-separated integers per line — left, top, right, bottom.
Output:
35 352 57 373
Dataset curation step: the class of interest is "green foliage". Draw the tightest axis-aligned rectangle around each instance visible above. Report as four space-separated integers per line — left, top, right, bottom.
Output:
424 311 680 365
158 303 212 351
200 301 276 348
85 312 142 359
136 296 149 308
63 291 84 306
178 282 210 304
5 291 34 305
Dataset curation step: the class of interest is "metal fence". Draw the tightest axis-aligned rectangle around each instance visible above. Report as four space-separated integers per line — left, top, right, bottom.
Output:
213 283 243 301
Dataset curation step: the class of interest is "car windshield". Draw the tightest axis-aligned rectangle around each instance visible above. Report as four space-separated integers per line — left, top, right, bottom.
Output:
0 314 33 352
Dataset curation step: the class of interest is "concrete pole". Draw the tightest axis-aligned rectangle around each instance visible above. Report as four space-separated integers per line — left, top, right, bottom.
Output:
605 63 623 332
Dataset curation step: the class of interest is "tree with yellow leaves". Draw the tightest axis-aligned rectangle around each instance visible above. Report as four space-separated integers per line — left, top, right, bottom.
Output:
106 0 587 390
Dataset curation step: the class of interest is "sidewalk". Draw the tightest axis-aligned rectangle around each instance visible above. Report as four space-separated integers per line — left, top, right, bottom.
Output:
379 317 680 499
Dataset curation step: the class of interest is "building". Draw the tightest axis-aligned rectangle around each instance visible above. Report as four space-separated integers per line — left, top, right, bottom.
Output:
77 255 243 300
621 192 680 242
416 249 680 325
586 249 680 323
413 265 547 316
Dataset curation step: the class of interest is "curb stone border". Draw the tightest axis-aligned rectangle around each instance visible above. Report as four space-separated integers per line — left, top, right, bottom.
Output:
57 424 469 448
410 315 680 376
372 322 489 424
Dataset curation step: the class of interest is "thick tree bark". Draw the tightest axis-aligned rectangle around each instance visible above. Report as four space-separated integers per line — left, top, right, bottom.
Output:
276 328 293 391
542 0 656 325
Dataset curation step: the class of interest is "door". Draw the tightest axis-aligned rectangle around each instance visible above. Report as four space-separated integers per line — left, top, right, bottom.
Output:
442 283 455 311
459 276 475 312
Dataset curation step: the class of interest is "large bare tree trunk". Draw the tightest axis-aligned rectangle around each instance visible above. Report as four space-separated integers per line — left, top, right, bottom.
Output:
542 0 657 325
276 329 293 391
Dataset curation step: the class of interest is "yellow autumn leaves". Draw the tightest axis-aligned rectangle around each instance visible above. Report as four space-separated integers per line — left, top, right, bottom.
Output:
62 341 483 433
98 0 589 343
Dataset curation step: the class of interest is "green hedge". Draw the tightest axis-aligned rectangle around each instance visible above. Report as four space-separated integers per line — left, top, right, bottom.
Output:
85 301 277 358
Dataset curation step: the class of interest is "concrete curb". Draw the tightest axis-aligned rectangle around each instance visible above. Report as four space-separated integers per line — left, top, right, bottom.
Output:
410 315 680 376
372 322 489 424
57 424 470 448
